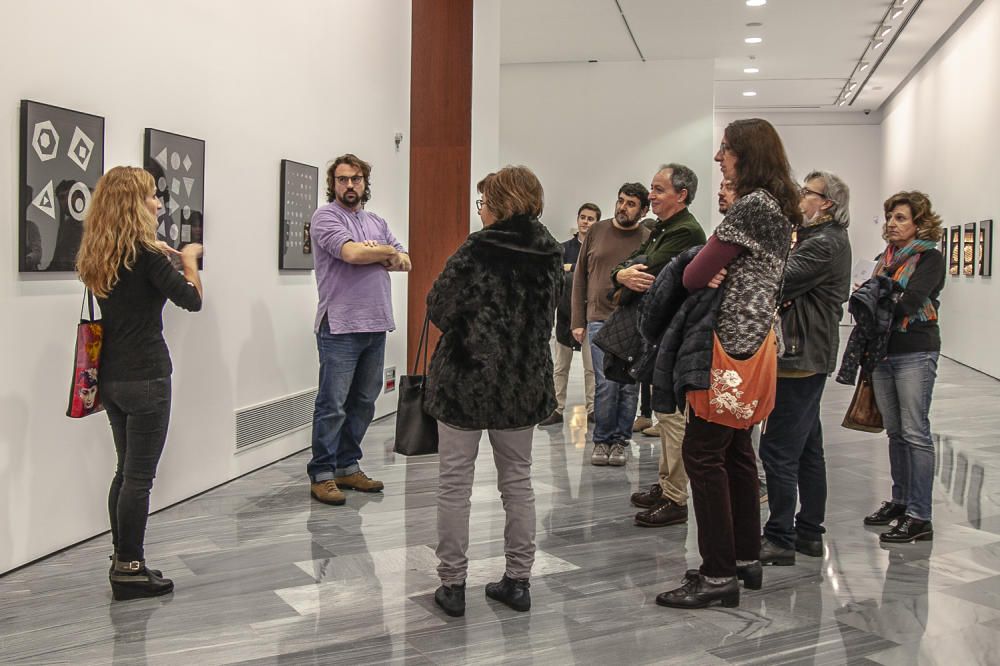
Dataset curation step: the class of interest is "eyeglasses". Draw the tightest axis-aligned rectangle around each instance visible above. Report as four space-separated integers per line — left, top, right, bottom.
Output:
475 199 485 212
718 141 734 154
335 175 364 185
800 187 828 200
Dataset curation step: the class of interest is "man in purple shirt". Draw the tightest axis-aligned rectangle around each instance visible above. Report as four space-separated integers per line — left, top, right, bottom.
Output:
308 153 411 505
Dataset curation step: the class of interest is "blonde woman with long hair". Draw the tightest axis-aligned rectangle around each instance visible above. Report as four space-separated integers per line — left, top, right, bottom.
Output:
76 166 202 600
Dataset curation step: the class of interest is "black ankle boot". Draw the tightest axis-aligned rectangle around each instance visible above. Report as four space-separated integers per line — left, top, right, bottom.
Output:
109 554 161 577
736 561 763 590
485 574 531 612
656 573 739 609
434 583 466 617
109 560 174 601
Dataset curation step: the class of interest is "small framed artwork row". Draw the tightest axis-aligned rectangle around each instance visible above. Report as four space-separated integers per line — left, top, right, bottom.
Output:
18 100 105 272
964 223 976 277
279 159 318 270
949 226 961 276
144 128 205 268
980 219 993 277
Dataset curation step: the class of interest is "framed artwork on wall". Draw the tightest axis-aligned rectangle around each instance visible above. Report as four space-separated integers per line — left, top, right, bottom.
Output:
949 226 961 276
964 223 977 277
940 235 948 256
18 100 105 272
981 219 993 277
279 160 318 270
144 128 205 267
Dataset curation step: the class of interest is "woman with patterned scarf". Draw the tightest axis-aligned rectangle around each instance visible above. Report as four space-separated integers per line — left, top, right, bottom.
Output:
862 191 946 543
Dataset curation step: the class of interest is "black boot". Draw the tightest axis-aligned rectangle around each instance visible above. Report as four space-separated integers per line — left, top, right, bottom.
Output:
864 500 907 525
656 572 739 609
109 560 174 601
434 583 466 617
685 565 761 590
485 574 531 612
880 516 933 543
760 537 796 566
109 554 161 577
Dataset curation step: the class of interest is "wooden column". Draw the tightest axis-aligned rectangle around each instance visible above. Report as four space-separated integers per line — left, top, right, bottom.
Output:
407 0 474 371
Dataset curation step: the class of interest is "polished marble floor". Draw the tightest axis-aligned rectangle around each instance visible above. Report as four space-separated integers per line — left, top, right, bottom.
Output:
3 354 1000 665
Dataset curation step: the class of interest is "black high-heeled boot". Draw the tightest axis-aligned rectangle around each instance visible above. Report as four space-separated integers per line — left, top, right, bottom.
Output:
109 560 174 601
109 554 161 577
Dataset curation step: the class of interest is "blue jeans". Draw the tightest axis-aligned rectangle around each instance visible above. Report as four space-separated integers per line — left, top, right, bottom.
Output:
760 374 828 549
308 327 386 482
103 377 172 562
587 321 639 444
871 352 939 521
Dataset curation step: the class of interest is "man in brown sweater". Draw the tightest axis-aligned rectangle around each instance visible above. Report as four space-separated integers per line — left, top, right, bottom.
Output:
571 183 650 466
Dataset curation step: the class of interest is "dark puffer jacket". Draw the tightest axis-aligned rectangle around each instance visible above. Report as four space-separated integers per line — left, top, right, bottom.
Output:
638 246 722 414
425 214 564 429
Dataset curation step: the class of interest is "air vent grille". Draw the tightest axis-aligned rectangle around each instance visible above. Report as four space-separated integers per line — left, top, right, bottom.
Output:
235 388 316 452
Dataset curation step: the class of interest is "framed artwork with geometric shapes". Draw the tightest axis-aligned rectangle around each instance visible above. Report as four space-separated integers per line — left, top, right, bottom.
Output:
279 159 318 270
964 223 976 277
949 226 961 276
144 128 205 268
981 219 993 277
18 100 105 272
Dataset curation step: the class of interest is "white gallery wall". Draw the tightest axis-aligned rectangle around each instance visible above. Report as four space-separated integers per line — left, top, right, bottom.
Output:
880 0 999 378
0 0 412 573
471 0 502 232
500 60 715 239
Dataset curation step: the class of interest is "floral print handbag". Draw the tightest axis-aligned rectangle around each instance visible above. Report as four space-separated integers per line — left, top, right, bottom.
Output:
687 327 778 429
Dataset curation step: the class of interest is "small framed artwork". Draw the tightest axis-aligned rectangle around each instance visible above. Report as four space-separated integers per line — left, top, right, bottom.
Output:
964 223 976 277
940 235 948 256
949 226 961 276
144 128 205 267
18 100 105 272
980 219 993 277
279 159 318 270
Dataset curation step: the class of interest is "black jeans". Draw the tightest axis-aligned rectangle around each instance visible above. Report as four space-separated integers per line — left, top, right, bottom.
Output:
103 377 171 562
682 413 761 577
759 374 828 549
639 382 652 418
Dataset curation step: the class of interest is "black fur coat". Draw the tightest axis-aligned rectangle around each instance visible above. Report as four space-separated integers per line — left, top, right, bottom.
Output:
425 215 563 430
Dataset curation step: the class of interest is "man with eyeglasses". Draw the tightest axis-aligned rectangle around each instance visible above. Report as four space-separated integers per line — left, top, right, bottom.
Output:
758 170 852 565
307 153 411 506
571 183 650 466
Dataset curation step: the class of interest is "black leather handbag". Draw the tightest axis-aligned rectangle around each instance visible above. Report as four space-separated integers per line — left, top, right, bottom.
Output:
393 315 439 456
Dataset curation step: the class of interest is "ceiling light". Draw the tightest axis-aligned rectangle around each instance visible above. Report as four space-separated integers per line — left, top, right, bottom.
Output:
891 7 904 19
858 62 870 72
839 99 848 107
742 91 757 97
848 82 858 91
746 0 766 6
745 37 762 44
743 67 759 73
879 26 893 38
873 39 885 50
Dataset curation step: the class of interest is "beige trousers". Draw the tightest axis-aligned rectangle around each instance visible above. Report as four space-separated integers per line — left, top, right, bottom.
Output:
553 337 595 414
655 409 688 504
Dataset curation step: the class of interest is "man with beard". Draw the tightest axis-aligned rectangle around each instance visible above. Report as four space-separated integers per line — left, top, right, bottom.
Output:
614 164 706 525
571 183 650 466
307 153 411 505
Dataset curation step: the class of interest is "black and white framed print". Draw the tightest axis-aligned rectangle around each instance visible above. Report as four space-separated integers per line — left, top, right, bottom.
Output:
279 160 318 270
950 226 961 276
980 219 993 277
18 100 105 272
144 128 205 267
964 222 977 277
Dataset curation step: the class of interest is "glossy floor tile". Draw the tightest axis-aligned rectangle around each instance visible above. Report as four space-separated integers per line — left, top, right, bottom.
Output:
3 350 1000 664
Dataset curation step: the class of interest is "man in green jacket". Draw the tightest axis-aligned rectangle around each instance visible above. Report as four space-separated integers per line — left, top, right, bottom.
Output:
613 163 707 528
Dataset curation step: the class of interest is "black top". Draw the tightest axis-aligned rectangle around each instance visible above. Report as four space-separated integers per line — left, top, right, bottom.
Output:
562 234 582 269
98 248 202 381
888 249 945 354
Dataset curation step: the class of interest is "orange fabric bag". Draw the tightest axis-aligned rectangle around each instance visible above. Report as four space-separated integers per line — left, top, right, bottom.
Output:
687 328 777 429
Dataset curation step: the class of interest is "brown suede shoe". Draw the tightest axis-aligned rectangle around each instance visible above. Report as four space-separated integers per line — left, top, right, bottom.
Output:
635 498 688 527
310 480 346 505
336 471 384 492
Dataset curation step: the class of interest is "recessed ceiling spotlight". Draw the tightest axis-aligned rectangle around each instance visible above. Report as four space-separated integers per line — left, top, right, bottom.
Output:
745 37 762 44
891 7 904 19
858 62 870 72
746 0 766 6
746 22 762 27
839 99 848 107
848 82 858 91
742 91 758 97
879 26 893 38
744 67 760 74
873 39 885 50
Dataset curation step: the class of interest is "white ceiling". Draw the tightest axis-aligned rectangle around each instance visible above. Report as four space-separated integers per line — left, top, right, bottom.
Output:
500 0 978 112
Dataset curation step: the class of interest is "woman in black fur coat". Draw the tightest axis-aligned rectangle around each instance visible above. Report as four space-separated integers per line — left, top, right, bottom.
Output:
426 166 563 618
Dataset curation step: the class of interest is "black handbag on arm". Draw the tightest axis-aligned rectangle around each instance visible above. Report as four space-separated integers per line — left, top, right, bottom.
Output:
393 314 439 456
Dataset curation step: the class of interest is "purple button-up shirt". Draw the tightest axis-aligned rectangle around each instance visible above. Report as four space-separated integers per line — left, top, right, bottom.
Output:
311 199 406 334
